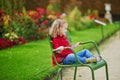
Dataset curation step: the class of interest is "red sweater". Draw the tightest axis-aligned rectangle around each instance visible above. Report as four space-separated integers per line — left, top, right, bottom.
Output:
51 35 73 66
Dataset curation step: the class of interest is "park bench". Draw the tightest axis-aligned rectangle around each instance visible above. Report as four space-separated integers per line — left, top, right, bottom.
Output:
48 32 109 80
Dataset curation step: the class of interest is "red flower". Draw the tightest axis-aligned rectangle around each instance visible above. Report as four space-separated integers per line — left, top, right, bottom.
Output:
18 11 23 16
0 38 6 49
33 12 39 19
6 39 13 47
18 37 27 44
0 9 4 24
0 38 13 49
41 20 49 25
13 37 27 45
56 13 61 18
36 7 45 15
89 14 95 19
0 18 4 23
29 36 36 41
0 9 4 17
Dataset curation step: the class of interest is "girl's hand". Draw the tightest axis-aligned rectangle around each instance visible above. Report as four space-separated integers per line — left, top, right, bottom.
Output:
75 42 81 47
73 42 80 49
53 46 64 53
53 46 72 53
64 46 72 49
57 46 64 51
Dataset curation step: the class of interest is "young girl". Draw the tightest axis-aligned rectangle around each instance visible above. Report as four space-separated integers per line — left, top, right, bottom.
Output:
49 19 102 66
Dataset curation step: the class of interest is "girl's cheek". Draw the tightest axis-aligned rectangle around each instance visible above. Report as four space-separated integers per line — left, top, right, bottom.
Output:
62 29 67 35
64 30 67 33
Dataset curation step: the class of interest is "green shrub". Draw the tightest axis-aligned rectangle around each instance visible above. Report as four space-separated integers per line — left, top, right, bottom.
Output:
66 6 96 31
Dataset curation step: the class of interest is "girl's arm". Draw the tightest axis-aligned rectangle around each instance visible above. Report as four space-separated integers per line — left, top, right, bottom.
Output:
53 42 80 53
53 46 72 53
53 46 64 52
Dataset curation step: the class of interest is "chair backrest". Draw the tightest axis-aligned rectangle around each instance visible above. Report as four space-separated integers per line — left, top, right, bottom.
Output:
66 31 72 43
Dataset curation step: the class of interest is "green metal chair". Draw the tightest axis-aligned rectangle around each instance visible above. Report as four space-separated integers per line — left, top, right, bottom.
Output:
48 34 109 80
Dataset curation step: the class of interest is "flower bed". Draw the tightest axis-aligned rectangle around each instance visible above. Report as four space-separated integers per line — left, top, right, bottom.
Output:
0 8 60 50
0 38 13 49
0 37 27 50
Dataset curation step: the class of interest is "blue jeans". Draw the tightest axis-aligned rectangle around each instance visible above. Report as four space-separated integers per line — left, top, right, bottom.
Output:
62 49 93 64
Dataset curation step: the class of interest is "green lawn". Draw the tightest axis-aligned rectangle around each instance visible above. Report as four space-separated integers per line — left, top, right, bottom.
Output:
0 40 56 80
0 24 119 80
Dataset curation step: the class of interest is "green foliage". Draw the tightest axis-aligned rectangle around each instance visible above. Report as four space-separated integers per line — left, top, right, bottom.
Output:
0 0 3 9
68 6 81 21
66 6 83 31
22 18 39 40
67 17 96 31
4 0 12 15
10 16 39 41
67 20 82 31
47 4 53 12
47 0 61 12
0 23 5 38
85 9 99 16
67 6 97 31
85 9 92 16
81 18 96 29
0 0 25 15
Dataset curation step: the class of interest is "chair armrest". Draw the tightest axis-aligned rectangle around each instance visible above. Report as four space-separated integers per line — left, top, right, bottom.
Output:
80 40 101 55
71 40 101 65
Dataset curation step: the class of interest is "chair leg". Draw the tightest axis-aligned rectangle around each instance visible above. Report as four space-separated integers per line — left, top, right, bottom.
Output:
60 68 63 80
74 67 77 80
105 64 109 80
89 67 95 80
57 68 62 80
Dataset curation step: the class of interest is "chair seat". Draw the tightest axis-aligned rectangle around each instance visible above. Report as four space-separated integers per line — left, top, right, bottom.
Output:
58 59 106 70
86 59 106 70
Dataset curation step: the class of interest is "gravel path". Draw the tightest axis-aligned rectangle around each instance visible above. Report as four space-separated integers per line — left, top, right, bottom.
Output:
60 31 120 80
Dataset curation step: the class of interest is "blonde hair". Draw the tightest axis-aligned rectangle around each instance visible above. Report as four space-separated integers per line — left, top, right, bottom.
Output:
49 19 67 38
